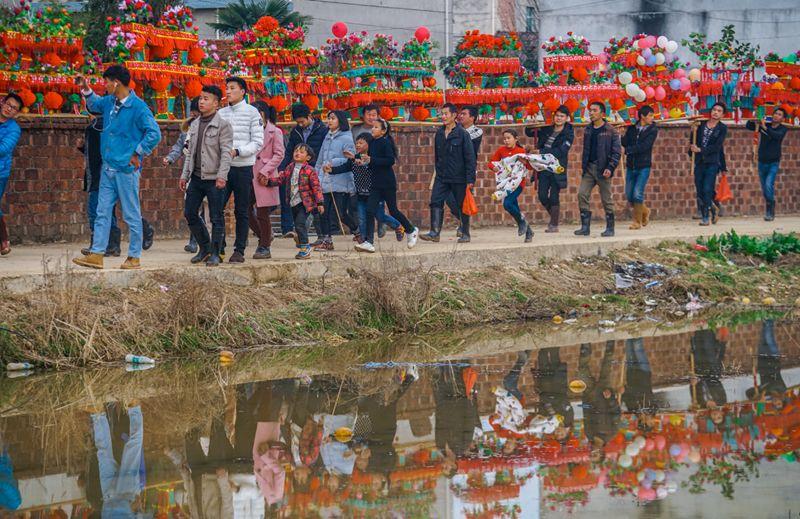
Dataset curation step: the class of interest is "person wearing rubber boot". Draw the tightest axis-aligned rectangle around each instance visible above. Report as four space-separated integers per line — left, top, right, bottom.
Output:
689 102 727 226
0 93 22 256
746 107 788 222
621 105 658 230
420 103 477 244
528 104 574 233
180 86 232 267
575 101 620 238
73 65 161 270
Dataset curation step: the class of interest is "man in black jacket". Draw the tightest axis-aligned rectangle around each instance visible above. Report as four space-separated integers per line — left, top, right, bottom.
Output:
689 102 727 226
278 103 328 237
746 107 788 221
421 103 477 243
575 101 621 237
621 105 658 229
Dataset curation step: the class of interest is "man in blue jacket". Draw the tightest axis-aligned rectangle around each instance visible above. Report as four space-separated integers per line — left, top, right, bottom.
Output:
73 65 161 270
0 93 22 256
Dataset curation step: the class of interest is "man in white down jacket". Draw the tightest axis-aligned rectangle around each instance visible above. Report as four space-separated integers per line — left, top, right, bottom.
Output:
218 76 264 263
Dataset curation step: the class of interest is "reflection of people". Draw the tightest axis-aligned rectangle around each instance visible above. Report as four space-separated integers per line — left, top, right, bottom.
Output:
622 338 659 431
253 379 297 509
90 404 146 517
747 319 787 400
578 342 620 450
531 348 574 441
0 429 21 511
691 329 728 425
432 363 481 476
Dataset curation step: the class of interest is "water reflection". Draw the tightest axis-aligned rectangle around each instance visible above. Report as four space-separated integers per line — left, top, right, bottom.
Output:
2 319 800 518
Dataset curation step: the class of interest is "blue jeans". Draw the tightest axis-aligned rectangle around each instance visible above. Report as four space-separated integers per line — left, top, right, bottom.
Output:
92 406 143 517
0 176 8 217
625 167 651 204
694 164 719 218
90 165 143 257
758 161 779 203
502 185 523 220
87 190 119 234
279 183 294 234
357 196 399 237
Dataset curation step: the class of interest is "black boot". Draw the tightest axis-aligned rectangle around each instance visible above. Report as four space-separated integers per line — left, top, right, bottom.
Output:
142 218 155 250
514 213 528 236
105 227 121 257
546 205 560 233
574 210 591 236
188 225 210 263
457 215 471 243
190 244 211 264
420 207 443 242
765 200 775 222
601 212 615 237
185 233 198 253
206 241 222 267
524 223 534 243
81 233 94 256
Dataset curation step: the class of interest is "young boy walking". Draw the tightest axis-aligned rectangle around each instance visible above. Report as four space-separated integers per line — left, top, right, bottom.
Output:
180 86 233 267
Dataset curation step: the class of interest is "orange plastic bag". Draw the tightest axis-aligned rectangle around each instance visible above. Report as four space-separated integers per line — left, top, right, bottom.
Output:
462 188 478 216
716 173 733 203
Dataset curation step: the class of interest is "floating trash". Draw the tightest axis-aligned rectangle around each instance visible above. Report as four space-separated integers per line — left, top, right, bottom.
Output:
6 362 33 371
125 354 156 365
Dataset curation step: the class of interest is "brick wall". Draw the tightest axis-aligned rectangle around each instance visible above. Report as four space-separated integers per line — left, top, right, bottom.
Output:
3 118 799 243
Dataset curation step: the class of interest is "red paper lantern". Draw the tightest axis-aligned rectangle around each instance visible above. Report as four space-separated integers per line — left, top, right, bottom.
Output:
414 26 430 43
379 106 394 120
43 91 63 111
42 52 63 67
303 94 320 110
188 46 205 65
18 89 36 107
150 40 174 60
525 102 539 116
270 96 289 113
610 97 625 111
185 79 202 98
331 22 348 38
570 67 588 82
150 77 171 92
131 35 145 51
324 98 338 111
543 97 560 112
337 77 351 90
411 106 429 121
564 98 580 114
790 76 800 91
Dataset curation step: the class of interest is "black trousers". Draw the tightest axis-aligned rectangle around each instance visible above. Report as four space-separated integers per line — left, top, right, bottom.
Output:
223 165 254 254
185 177 225 248
320 192 359 237
430 179 467 221
365 187 415 243
291 203 310 245
537 171 561 209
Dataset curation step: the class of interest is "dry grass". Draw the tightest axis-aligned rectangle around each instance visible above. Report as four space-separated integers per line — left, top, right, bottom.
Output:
1 242 799 369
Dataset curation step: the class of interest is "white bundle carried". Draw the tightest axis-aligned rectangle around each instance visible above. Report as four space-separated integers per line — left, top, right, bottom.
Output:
490 153 564 201
492 387 560 436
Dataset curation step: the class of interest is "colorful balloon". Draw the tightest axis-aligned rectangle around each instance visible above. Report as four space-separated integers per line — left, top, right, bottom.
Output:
688 68 702 82
642 47 653 58
655 435 666 450
634 90 647 103
669 78 681 90
331 22 348 38
666 40 679 53
619 454 633 467
626 83 640 96
674 68 686 78
414 26 430 43
655 52 665 65
679 77 691 91
618 71 633 85
657 35 669 48
654 85 667 100
637 55 646 66
669 444 682 457
646 55 657 67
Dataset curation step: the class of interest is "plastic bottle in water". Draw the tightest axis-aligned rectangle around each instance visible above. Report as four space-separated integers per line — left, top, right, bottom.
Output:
126 363 155 372
6 362 33 371
125 354 156 365
7 370 33 379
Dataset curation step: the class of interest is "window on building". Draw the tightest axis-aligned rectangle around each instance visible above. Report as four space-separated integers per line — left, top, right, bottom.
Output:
526 6 537 33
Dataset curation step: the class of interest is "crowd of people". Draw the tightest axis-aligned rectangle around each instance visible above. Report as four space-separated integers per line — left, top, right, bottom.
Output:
0 64 790 267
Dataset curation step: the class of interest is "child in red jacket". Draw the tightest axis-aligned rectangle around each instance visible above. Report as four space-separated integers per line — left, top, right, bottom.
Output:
274 144 325 259
488 129 533 242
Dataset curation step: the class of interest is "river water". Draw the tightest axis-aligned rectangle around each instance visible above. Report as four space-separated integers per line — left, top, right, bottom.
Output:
1 318 799 518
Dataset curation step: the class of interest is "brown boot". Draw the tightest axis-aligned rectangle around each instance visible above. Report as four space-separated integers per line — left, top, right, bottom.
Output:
629 204 642 230
641 203 651 227
545 205 560 233
120 257 141 270
73 253 104 269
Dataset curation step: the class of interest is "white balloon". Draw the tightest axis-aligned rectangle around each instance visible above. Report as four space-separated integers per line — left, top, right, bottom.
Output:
618 71 633 85
634 436 646 448
619 454 633 467
657 35 669 48
634 90 647 103
654 470 666 483
666 40 679 53
656 487 669 499
626 442 641 456
637 55 646 66
655 52 665 65
625 83 640 96
631 39 639 49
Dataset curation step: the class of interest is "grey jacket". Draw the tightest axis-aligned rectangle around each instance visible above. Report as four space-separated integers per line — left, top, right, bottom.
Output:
181 112 234 182
317 129 356 194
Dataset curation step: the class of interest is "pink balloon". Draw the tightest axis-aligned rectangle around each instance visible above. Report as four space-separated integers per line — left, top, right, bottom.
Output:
331 22 348 38
679 77 691 91
646 35 657 48
654 85 667 101
414 26 431 43
598 52 609 65
638 487 657 501
680 442 691 454
644 86 655 99
645 438 655 451
655 435 666 450
673 68 686 79
637 38 651 49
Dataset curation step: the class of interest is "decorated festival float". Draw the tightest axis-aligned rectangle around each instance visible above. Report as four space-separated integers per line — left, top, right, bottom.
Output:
0 0 91 114
762 50 800 125
104 0 224 119
322 24 442 122
682 25 763 121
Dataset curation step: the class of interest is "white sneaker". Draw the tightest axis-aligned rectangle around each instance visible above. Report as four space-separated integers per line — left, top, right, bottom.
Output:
406 364 420 382
355 241 376 253
407 228 419 249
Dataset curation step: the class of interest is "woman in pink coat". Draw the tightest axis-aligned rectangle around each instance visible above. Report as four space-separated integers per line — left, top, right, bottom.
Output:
249 101 285 259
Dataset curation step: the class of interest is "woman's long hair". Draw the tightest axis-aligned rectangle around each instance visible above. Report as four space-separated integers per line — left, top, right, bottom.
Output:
376 118 398 157
252 100 276 125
